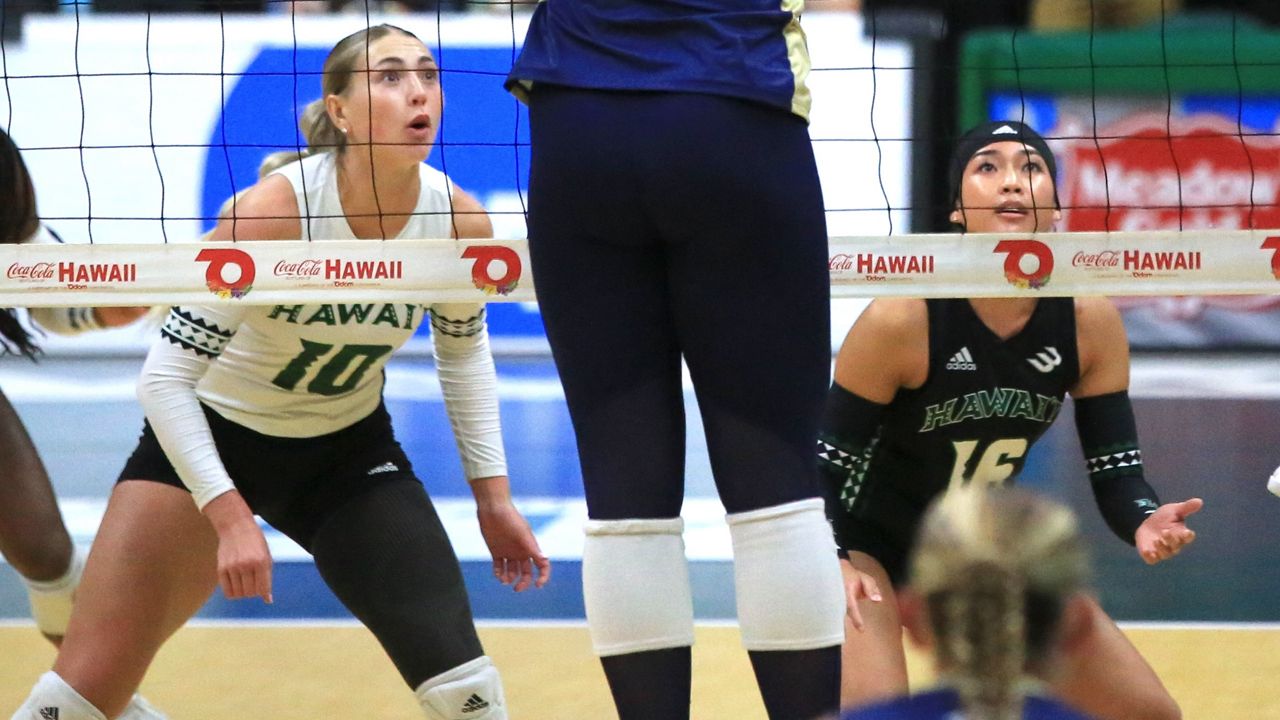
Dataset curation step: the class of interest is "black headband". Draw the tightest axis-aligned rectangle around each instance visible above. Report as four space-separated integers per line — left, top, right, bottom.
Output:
948 120 1058 209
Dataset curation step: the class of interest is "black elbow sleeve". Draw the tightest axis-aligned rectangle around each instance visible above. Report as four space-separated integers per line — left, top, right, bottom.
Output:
817 384 886 550
1074 390 1160 545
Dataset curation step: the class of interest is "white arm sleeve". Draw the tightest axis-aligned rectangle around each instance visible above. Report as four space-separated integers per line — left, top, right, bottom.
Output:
429 303 507 480
26 307 101 336
137 305 247 510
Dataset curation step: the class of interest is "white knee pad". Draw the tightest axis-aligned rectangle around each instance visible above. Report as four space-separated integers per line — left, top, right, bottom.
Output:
21 544 86 637
582 517 694 656
116 694 169 720
414 656 506 720
10 671 107 720
727 498 845 651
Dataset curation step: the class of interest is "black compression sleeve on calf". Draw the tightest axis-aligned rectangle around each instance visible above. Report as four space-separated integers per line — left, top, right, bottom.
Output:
1074 390 1161 545
817 384 886 551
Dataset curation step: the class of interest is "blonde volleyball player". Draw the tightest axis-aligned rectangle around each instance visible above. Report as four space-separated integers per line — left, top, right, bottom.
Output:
820 121 1200 720
12 24 548 720
842 486 1102 720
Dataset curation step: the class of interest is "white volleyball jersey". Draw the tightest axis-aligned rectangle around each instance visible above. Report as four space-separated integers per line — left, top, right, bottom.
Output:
193 153 460 436
140 152 505 507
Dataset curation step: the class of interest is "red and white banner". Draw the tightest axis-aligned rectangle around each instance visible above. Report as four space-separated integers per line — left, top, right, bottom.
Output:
829 229 1280 298
0 239 531 307
3 230 1280 306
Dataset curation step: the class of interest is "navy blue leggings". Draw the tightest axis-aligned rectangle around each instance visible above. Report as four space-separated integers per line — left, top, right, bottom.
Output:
526 87 830 518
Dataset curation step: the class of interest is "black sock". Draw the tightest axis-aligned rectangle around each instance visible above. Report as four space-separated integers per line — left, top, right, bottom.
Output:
748 646 840 719
600 647 692 720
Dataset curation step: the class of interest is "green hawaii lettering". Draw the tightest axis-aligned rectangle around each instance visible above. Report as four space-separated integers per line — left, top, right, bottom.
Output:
269 304 422 330
919 387 1062 432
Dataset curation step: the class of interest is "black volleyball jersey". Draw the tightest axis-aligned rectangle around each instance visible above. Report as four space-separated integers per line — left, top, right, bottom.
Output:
843 298 1080 553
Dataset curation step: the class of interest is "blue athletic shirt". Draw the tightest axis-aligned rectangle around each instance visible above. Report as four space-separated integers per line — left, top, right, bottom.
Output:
842 688 1099 720
506 0 813 121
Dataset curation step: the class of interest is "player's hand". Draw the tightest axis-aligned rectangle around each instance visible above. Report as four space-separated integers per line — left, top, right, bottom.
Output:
92 306 151 328
1135 497 1202 565
203 490 274 603
840 554 882 631
472 476 550 592
1267 465 1280 497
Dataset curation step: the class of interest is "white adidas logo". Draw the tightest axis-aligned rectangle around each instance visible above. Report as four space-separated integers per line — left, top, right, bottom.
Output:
367 462 399 476
945 347 977 371
993 124 1018 135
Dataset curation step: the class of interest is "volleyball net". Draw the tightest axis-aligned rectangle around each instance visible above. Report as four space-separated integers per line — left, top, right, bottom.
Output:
3 6 1280 342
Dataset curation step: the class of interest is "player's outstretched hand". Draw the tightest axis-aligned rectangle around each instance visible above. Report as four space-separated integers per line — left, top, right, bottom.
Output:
1135 497 1203 565
840 555 883 632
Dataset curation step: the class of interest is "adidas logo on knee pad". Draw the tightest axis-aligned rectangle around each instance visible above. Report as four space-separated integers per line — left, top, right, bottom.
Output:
39 708 61 720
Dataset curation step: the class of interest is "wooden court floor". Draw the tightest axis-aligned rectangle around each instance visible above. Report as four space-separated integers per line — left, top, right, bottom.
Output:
1 624 1276 719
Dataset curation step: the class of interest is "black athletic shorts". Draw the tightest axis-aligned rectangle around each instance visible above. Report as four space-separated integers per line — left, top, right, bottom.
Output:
841 487 931 587
118 402 418 551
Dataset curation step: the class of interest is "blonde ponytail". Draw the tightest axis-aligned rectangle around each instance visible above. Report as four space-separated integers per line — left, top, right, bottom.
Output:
911 486 1088 720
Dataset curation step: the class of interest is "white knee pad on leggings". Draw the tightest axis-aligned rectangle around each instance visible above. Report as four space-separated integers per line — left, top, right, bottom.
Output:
11 671 107 720
22 544 85 637
727 498 845 651
583 517 694 656
415 656 506 720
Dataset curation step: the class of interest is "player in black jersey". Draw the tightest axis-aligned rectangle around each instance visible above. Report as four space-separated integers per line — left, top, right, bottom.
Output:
820 121 1201 720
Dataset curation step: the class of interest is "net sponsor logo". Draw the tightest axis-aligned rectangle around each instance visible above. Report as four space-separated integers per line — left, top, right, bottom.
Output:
1262 237 1280 280
273 259 404 286
1071 250 1121 269
273 259 324 278
196 248 256 299
1073 249 1202 278
5 262 137 288
462 245 521 296
829 252 935 281
993 239 1053 289
1121 250 1202 278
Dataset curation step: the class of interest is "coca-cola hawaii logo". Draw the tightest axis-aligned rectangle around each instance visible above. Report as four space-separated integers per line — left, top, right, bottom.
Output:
273 259 324 278
994 239 1054 290
7 262 57 281
829 252 935 280
196 248 255 299
462 245 521 296
272 258 403 283
7 261 136 287
1071 250 1122 269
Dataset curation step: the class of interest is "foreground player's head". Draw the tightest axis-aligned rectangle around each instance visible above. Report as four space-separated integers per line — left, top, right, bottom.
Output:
0 125 39 246
901 486 1092 720
300 24 441 166
948 120 1060 234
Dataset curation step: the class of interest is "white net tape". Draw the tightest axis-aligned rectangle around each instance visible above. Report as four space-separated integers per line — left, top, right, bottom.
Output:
1 229 1278 307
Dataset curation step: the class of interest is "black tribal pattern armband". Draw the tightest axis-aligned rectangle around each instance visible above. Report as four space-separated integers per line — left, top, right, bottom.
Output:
1074 390 1161 545
817 384 886 548
162 308 233 359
